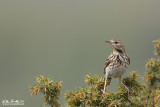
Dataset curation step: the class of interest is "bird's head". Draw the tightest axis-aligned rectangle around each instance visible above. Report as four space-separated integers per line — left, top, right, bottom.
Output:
105 39 125 54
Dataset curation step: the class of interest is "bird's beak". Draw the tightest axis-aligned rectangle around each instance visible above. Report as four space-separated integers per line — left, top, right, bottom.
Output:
105 40 111 44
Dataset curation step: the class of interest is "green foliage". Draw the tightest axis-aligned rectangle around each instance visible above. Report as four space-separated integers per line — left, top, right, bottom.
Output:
130 40 160 107
153 40 160 58
29 75 63 107
145 58 160 89
144 40 160 106
65 72 143 107
65 75 104 106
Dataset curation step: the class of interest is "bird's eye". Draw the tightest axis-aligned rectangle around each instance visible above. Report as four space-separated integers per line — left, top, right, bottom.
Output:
114 41 118 44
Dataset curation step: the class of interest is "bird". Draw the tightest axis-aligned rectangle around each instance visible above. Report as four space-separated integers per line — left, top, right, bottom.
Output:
102 39 130 97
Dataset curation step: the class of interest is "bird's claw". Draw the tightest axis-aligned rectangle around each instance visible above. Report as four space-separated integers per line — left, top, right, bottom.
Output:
124 88 130 98
101 89 106 97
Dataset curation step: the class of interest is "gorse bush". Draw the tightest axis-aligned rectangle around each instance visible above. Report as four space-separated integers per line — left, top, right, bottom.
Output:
29 75 62 107
30 40 160 107
65 71 143 107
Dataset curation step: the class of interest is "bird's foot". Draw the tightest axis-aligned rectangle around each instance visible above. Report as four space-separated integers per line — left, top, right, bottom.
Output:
124 87 130 98
101 89 106 97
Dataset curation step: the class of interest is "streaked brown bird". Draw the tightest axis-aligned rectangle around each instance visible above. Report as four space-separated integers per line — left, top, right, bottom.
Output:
102 39 130 97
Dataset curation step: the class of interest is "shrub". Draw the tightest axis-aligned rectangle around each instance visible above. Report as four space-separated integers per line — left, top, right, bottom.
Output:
29 75 62 107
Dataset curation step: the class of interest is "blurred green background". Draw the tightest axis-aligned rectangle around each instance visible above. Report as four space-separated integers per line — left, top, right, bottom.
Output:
0 0 160 107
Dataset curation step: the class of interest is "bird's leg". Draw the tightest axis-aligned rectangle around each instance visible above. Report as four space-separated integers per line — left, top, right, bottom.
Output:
119 76 130 97
102 75 108 97
102 78 107 97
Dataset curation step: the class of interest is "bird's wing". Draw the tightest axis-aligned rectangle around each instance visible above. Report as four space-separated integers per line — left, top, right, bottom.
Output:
127 55 130 65
127 55 131 65
125 54 130 66
104 54 114 74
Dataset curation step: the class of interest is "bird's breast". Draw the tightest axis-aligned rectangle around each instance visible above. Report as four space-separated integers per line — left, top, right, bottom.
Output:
104 54 129 78
105 63 126 78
